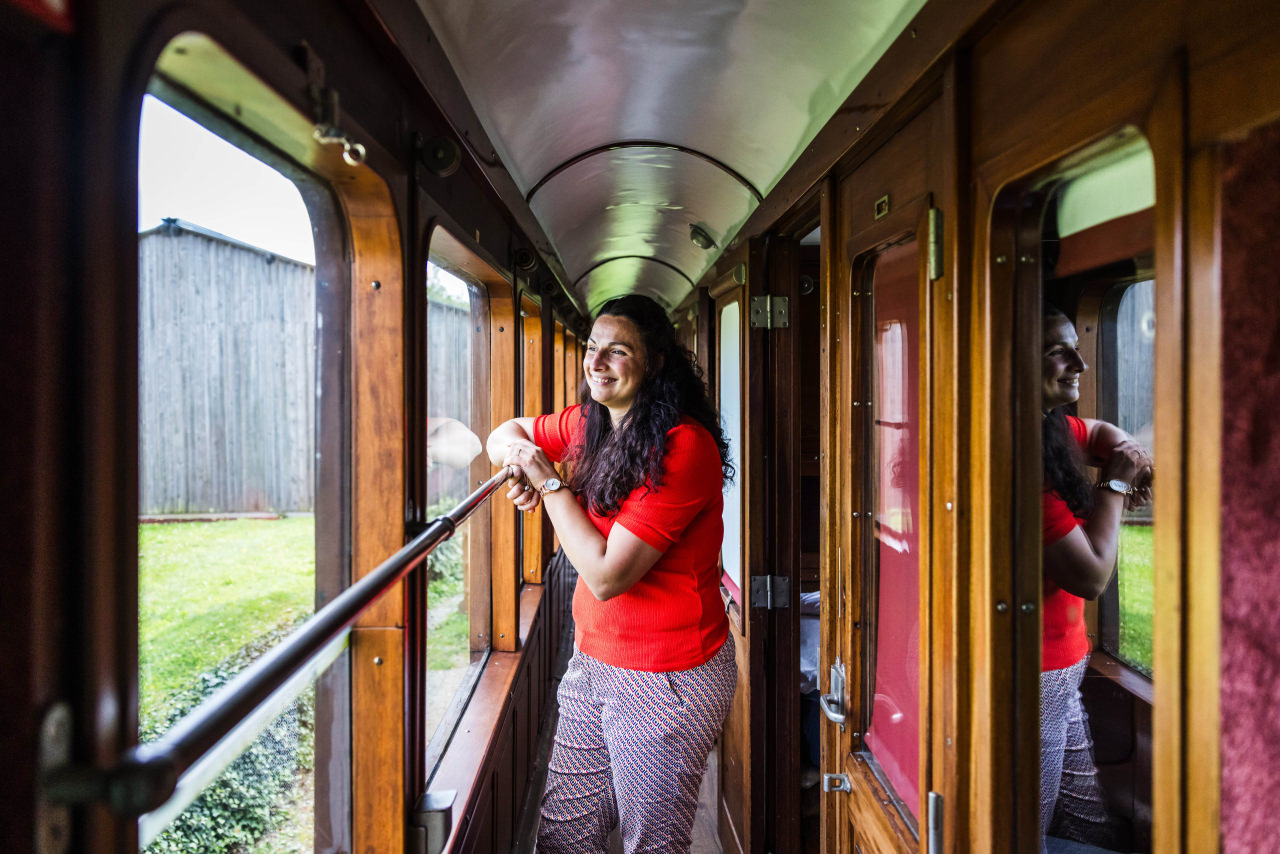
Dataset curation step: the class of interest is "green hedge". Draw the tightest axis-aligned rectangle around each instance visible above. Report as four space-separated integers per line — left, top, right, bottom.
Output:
143 621 314 854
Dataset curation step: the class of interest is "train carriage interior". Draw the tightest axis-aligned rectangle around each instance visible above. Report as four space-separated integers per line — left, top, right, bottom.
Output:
4 0 1280 852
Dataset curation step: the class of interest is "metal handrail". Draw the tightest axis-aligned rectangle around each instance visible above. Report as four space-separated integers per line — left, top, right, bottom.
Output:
44 465 517 815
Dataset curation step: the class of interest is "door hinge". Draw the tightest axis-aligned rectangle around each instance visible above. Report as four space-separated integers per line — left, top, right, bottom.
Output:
927 791 944 854
749 295 790 329
749 574 790 609
927 207 944 281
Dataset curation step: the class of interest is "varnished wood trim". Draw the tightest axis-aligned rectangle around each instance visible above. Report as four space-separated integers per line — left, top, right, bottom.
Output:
521 294 544 584
352 628 406 854
490 281 520 652
1181 144 1222 854
1147 60 1190 854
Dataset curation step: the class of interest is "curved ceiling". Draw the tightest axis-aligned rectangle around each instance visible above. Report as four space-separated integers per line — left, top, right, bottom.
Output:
414 0 926 313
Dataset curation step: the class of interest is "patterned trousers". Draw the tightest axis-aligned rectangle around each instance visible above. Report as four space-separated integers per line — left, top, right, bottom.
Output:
1040 656 1114 852
537 636 737 854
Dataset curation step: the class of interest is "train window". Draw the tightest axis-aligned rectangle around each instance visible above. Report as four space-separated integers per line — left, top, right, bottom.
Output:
423 258 490 759
137 88 336 849
718 299 744 607
1034 134 1155 851
1095 279 1155 674
861 239 922 823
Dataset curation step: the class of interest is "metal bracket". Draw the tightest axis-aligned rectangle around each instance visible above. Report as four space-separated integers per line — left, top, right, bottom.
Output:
749 295 790 329
822 773 852 793
927 791 944 854
296 41 366 166
409 789 456 854
36 703 72 854
749 574 790 609
819 659 847 728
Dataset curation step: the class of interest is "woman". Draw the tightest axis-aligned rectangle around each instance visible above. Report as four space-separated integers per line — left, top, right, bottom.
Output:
1040 304 1152 851
486 295 736 853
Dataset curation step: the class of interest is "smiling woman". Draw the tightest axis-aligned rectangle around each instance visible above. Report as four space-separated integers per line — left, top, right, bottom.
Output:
484 294 736 850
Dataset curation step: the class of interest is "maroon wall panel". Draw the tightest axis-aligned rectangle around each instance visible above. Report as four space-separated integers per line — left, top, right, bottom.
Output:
1219 118 1280 853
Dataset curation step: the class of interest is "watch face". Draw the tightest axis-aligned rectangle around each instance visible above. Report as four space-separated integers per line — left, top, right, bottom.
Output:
543 477 562 493
1107 479 1132 494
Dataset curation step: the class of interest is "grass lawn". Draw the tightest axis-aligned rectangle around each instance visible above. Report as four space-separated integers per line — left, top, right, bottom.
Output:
138 516 316 731
1117 524 1154 675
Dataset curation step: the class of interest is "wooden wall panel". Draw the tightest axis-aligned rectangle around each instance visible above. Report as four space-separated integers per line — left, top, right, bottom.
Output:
352 628 406 854
522 295 544 583
490 284 520 651
348 194 408 854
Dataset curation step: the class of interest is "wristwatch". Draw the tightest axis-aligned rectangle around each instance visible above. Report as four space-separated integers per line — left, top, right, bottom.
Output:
1098 479 1134 496
538 476 564 496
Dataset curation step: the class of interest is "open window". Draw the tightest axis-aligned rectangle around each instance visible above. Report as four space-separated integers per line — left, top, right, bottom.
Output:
136 33 351 851
418 250 493 772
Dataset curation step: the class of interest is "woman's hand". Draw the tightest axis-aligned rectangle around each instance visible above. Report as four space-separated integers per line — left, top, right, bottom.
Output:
1099 438 1154 510
1099 438 1151 483
503 439 556 514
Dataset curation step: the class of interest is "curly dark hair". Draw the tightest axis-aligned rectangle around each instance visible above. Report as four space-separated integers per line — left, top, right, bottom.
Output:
568 295 735 516
1043 303 1093 516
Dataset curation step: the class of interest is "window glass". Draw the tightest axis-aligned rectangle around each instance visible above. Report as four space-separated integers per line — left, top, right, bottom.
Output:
423 261 488 754
862 240 921 821
718 300 743 601
137 92 321 851
1109 278 1155 673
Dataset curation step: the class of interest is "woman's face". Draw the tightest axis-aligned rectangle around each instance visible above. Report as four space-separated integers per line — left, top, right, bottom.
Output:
584 314 647 420
1042 315 1087 413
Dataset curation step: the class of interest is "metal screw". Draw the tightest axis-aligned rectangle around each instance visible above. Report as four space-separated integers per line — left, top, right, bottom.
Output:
373 657 383 666
1021 601 1036 614
371 280 381 290
1019 254 1034 263
995 255 1008 264
996 601 1009 613
945 501 953 511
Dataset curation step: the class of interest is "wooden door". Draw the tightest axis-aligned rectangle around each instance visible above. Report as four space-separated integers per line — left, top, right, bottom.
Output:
820 96 954 854
714 246 768 854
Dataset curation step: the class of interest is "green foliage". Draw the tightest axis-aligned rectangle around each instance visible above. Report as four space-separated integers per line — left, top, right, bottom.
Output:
428 610 471 671
1117 525 1154 675
142 620 314 854
139 518 317 853
424 498 470 670
139 518 315 724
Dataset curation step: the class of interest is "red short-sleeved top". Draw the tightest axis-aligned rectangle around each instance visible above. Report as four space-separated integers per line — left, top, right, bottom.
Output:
534 404 730 671
1041 414 1092 672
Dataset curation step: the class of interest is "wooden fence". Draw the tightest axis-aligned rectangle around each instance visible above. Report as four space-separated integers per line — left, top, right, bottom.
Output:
140 222 478 515
139 223 317 514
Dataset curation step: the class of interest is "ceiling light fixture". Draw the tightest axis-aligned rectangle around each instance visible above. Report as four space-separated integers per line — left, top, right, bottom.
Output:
689 224 717 251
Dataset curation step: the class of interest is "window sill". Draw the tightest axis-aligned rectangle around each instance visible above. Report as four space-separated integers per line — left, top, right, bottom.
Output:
1087 649 1154 706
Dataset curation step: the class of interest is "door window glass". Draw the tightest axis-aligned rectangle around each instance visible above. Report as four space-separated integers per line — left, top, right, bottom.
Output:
863 240 921 820
719 300 744 602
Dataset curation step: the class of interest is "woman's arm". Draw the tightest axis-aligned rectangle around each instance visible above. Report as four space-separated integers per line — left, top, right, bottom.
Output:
1043 491 1127 599
486 416 539 466
1044 420 1152 599
493 432 663 601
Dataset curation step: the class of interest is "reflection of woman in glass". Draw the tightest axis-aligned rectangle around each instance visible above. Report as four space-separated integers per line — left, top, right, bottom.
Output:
486 295 736 852
1040 304 1152 851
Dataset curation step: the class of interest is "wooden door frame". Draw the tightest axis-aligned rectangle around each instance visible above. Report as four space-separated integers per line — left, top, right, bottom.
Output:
711 240 768 854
